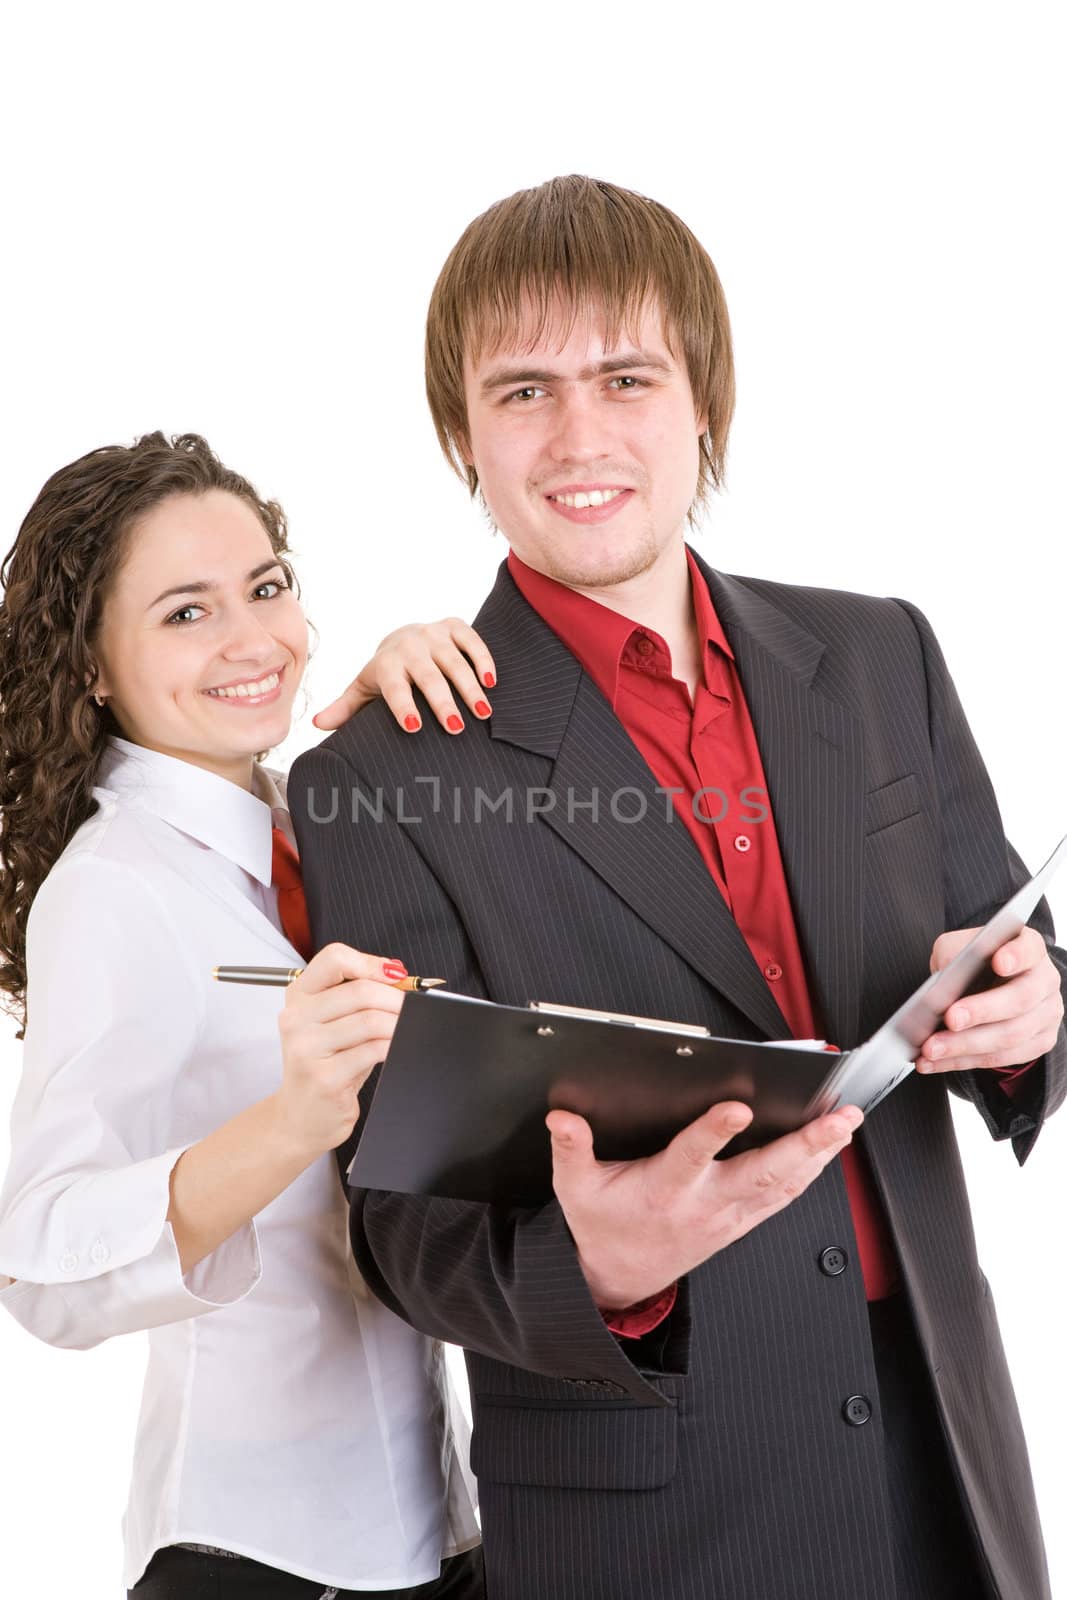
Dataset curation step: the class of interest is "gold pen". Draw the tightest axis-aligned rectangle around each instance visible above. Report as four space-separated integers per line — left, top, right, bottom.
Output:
212 965 446 991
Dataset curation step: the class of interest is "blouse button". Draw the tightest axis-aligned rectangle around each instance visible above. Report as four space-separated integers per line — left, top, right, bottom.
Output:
90 1240 110 1265
59 1251 78 1273
734 834 752 853
764 962 783 981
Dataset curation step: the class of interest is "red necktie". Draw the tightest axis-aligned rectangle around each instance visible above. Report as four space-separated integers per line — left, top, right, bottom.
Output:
270 826 312 962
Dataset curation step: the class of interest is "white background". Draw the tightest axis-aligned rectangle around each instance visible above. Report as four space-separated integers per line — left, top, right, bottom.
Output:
1 2 1064 1594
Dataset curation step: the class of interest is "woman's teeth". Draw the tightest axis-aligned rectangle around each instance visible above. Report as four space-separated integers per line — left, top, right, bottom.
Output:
206 671 280 700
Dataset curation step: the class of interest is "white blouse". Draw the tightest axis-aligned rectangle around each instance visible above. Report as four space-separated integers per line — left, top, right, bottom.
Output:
0 737 477 1591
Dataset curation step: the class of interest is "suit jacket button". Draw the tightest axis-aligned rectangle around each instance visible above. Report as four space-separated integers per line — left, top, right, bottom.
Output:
843 1394 872 1427
819 1246 848 1277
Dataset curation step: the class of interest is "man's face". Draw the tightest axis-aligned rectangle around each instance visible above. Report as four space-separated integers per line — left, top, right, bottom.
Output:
461 298 705 591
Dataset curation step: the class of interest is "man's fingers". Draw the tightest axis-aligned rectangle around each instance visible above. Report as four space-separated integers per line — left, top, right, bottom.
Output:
991 925 1047 977
649 1102 754 1189
942 963 1055 1034
922 995 1062 1068
718 1106 862 1203
547 1110 597 1185
929 929 977 973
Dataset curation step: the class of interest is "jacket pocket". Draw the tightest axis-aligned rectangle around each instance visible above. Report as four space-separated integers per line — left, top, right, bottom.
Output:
865 772 921 837
470 1393 678 1490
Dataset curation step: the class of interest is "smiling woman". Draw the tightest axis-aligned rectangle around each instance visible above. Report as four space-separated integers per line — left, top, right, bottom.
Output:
92 488 309 787
0 433 488 1598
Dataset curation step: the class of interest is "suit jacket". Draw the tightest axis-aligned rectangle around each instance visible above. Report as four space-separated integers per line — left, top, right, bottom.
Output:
290 555 1066 1600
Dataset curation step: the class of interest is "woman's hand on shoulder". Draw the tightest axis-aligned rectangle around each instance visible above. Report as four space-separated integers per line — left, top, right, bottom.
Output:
274 944 407 1157
311 618 496 734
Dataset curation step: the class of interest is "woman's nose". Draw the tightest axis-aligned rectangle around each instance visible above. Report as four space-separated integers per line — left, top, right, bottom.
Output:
218 608 278 661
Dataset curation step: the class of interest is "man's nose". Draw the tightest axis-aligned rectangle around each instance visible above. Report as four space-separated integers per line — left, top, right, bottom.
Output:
547 388 608 462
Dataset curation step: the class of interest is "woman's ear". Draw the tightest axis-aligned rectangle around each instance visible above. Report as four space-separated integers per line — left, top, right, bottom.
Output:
86 660 111 703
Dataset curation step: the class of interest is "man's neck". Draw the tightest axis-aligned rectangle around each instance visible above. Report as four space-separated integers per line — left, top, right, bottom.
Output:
566 541 702 696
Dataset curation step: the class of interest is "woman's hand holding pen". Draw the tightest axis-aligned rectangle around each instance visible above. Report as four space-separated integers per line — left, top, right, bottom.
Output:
274 945 407 1157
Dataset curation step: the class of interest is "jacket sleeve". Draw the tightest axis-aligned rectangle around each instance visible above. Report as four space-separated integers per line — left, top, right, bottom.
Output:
289 741 684 1408
0 854 261 1350
894 598 1067 1161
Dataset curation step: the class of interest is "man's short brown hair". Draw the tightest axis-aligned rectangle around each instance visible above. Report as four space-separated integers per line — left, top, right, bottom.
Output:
425 174 735 509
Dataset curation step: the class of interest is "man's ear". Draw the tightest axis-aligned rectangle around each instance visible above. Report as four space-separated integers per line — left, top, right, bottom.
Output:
456 431 474 468
695 407 709 436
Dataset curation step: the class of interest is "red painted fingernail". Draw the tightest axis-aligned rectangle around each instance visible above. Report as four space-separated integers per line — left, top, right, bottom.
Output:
446 714 464 733
482 671 496 688
382 960 408 980
475 700 491 717
403 714 421 732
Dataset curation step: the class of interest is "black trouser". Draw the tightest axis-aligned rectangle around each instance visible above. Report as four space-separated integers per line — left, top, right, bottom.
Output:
869 1293 994 1600
129 1543 485 1600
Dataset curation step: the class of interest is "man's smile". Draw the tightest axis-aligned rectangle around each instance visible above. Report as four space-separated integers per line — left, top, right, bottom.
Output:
544 485 635 524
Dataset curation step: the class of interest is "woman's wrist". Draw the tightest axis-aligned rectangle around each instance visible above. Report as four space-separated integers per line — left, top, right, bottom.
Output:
261 1091 330 1171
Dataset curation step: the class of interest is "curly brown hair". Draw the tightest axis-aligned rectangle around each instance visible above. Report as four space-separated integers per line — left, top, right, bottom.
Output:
0 432 295 1036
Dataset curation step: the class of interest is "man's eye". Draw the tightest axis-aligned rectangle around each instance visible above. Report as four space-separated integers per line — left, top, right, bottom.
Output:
506 386 546 403
166 604 206 626
609 375 642 390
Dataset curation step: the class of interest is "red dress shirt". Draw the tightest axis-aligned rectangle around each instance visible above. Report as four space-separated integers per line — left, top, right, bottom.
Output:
507 549 909 1302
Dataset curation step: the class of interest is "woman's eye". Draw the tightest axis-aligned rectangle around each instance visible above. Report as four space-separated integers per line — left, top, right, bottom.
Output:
166 604 206 626
253 580 284 600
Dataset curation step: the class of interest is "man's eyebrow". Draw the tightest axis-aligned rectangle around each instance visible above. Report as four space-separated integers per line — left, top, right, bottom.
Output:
480 349 673 394
147 559 285 611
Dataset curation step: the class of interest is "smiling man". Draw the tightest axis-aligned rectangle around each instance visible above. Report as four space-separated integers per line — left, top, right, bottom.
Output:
290 177 1065 1600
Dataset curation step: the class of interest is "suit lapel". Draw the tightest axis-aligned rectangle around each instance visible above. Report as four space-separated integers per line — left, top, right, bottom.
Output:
704 560 866 1048
480 565 789 1040
542 674 792 1038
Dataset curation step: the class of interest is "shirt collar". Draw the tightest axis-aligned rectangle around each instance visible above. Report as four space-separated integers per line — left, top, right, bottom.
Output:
506 546 734 710
94 737 281 887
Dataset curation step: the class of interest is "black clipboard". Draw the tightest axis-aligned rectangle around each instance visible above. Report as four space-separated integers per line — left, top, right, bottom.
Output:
349 833 1066 1206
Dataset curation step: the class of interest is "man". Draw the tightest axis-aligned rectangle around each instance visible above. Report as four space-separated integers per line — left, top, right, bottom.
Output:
290 176 1065 1600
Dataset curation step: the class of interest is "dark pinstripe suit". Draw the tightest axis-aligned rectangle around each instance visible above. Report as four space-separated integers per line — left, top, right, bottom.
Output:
290 555 1065 1600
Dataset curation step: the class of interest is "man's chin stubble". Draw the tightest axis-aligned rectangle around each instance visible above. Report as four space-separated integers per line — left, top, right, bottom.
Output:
542 534 661 593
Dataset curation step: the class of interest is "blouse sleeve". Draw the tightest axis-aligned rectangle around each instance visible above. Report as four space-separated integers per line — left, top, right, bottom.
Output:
0 852 261 1349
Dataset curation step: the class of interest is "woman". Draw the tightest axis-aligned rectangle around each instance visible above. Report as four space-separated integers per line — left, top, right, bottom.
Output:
0 432 493 1598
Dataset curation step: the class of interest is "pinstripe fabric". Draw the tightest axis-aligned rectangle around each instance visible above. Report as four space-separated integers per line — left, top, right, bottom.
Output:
289 555 1064 1600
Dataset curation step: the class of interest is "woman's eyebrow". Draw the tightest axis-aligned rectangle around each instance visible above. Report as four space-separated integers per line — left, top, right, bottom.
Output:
147 559 284 611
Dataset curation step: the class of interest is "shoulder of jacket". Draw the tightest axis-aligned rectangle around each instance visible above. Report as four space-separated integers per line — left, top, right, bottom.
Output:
729 569 920 628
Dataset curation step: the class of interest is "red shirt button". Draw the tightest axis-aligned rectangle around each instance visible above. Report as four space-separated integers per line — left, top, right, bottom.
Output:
764 962 783 981
734 834 752 853
635 637 655 657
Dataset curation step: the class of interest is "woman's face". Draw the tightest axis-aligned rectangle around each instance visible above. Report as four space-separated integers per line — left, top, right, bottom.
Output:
94 489 308 786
